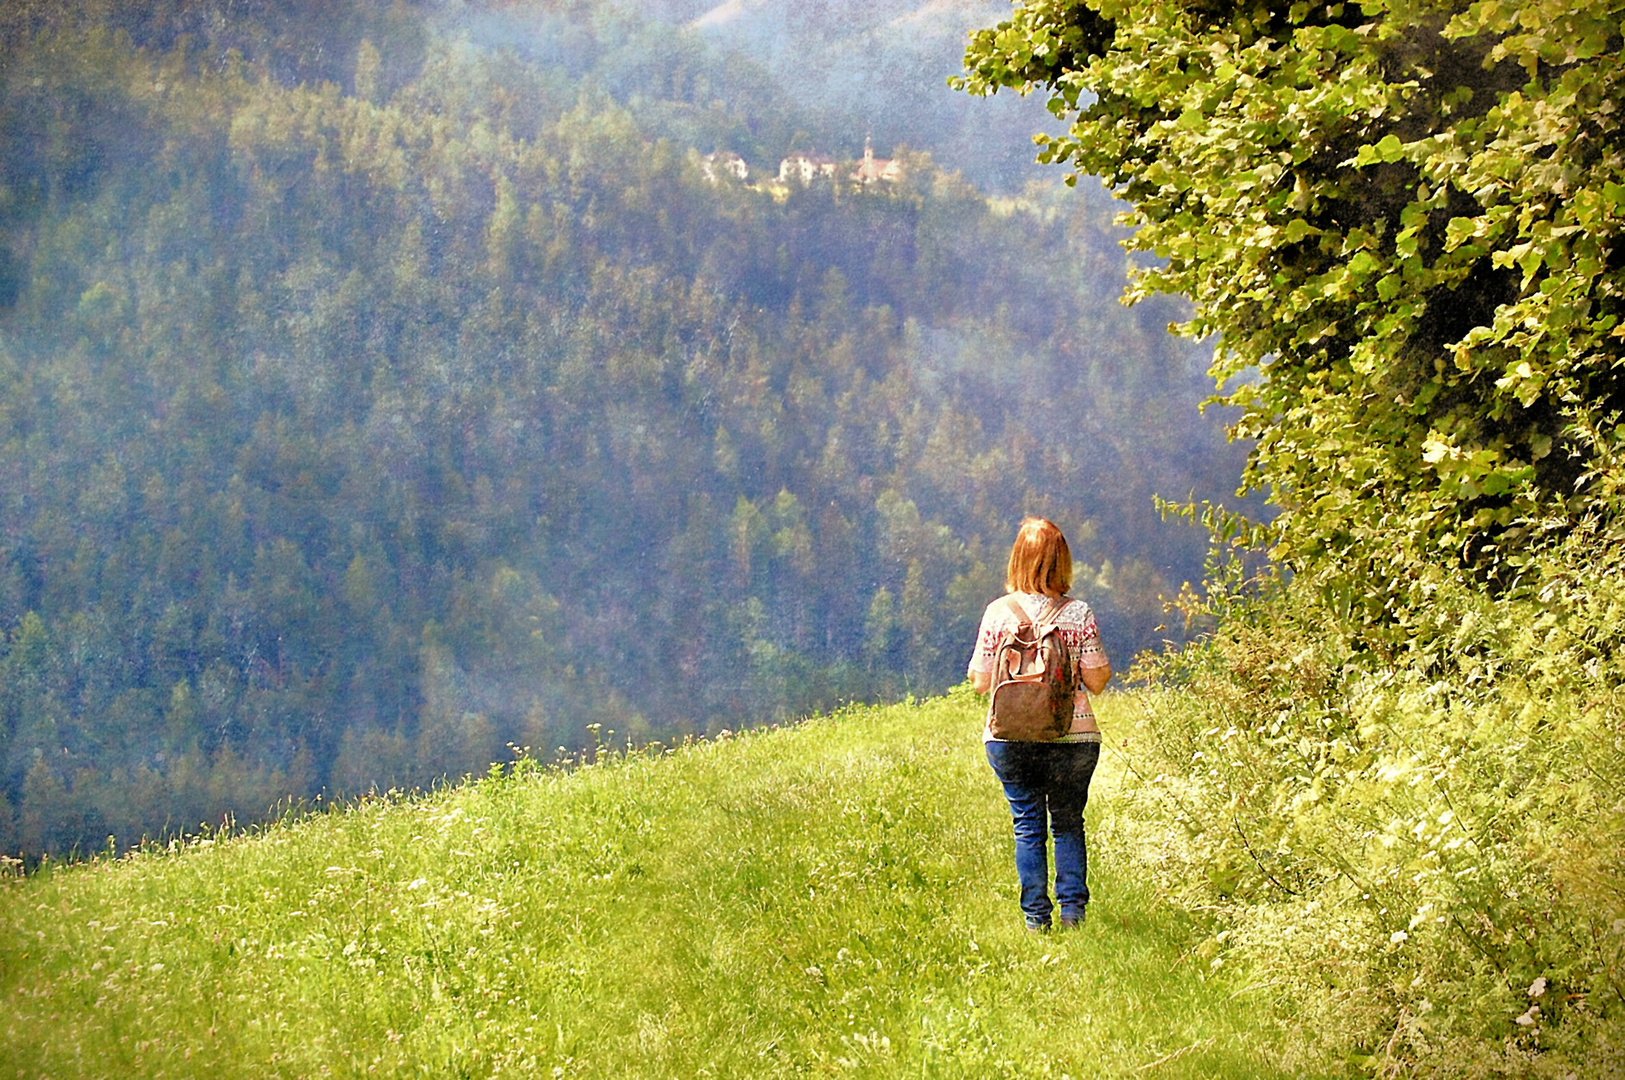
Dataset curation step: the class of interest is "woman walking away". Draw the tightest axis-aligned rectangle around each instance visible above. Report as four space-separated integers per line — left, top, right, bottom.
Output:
968 517 1112 932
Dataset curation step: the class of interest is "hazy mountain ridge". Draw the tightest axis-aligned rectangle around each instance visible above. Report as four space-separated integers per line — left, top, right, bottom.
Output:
0 0 1243 856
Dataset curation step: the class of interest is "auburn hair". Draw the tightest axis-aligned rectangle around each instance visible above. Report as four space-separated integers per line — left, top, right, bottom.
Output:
1005 517 1072 598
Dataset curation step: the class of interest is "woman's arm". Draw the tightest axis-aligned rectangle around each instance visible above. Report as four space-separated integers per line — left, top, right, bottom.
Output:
970 668 992 695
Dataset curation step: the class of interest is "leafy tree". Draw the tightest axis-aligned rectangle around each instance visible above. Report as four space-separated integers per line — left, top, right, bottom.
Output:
959 0 1625 645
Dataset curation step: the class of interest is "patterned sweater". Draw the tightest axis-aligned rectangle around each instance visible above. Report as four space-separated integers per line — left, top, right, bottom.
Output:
967 592 1110 743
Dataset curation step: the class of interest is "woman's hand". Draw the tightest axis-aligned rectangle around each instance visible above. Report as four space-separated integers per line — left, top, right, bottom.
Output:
970 669 992 695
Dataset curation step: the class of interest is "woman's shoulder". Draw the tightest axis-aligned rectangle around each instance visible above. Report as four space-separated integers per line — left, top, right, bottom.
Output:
1060 594 1092 615
980 593 1019 621
986 592 1092 622
1054 594 1095 627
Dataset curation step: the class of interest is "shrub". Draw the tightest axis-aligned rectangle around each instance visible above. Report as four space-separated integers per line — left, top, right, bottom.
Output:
1121 529 1625 1075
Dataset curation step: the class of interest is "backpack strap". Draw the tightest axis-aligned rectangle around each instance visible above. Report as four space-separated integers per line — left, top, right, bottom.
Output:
1041 595 1074 632
997 595 1032 679
1005 593 1070 632
1002 593 1033 630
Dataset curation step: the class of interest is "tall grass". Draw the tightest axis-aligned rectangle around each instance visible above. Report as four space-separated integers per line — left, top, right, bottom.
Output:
1 688 1321 1078
1120 563 1625 1078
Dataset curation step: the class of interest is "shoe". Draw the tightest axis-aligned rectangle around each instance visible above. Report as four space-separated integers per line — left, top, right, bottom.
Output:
1060 908 1086 929
1025 919 1051 933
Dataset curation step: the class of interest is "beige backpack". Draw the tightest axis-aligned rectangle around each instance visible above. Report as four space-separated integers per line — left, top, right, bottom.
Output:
987 595 1075 741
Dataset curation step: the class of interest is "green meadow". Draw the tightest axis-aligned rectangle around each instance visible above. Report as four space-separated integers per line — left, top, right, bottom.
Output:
1 689 1322 1079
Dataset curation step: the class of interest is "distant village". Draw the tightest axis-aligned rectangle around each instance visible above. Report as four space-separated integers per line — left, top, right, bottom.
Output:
700 138 904 192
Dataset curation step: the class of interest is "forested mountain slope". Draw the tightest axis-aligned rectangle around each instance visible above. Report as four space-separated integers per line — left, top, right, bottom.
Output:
0 0 1245 854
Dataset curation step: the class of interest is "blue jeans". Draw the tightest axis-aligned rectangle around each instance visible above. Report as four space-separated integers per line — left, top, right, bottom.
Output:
985 740 1102 928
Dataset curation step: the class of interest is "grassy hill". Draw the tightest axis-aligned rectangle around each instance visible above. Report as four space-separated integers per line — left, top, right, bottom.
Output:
0 689 1326 1079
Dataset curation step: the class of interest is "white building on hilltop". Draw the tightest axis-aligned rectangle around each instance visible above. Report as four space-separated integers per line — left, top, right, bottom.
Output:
853 138 902 185
777 139 903 186
701 151 749 183
778 151 838 185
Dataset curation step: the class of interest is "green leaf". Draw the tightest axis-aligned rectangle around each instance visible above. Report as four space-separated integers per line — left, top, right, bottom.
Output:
1283 219 1320 244
1444 217 1478 252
